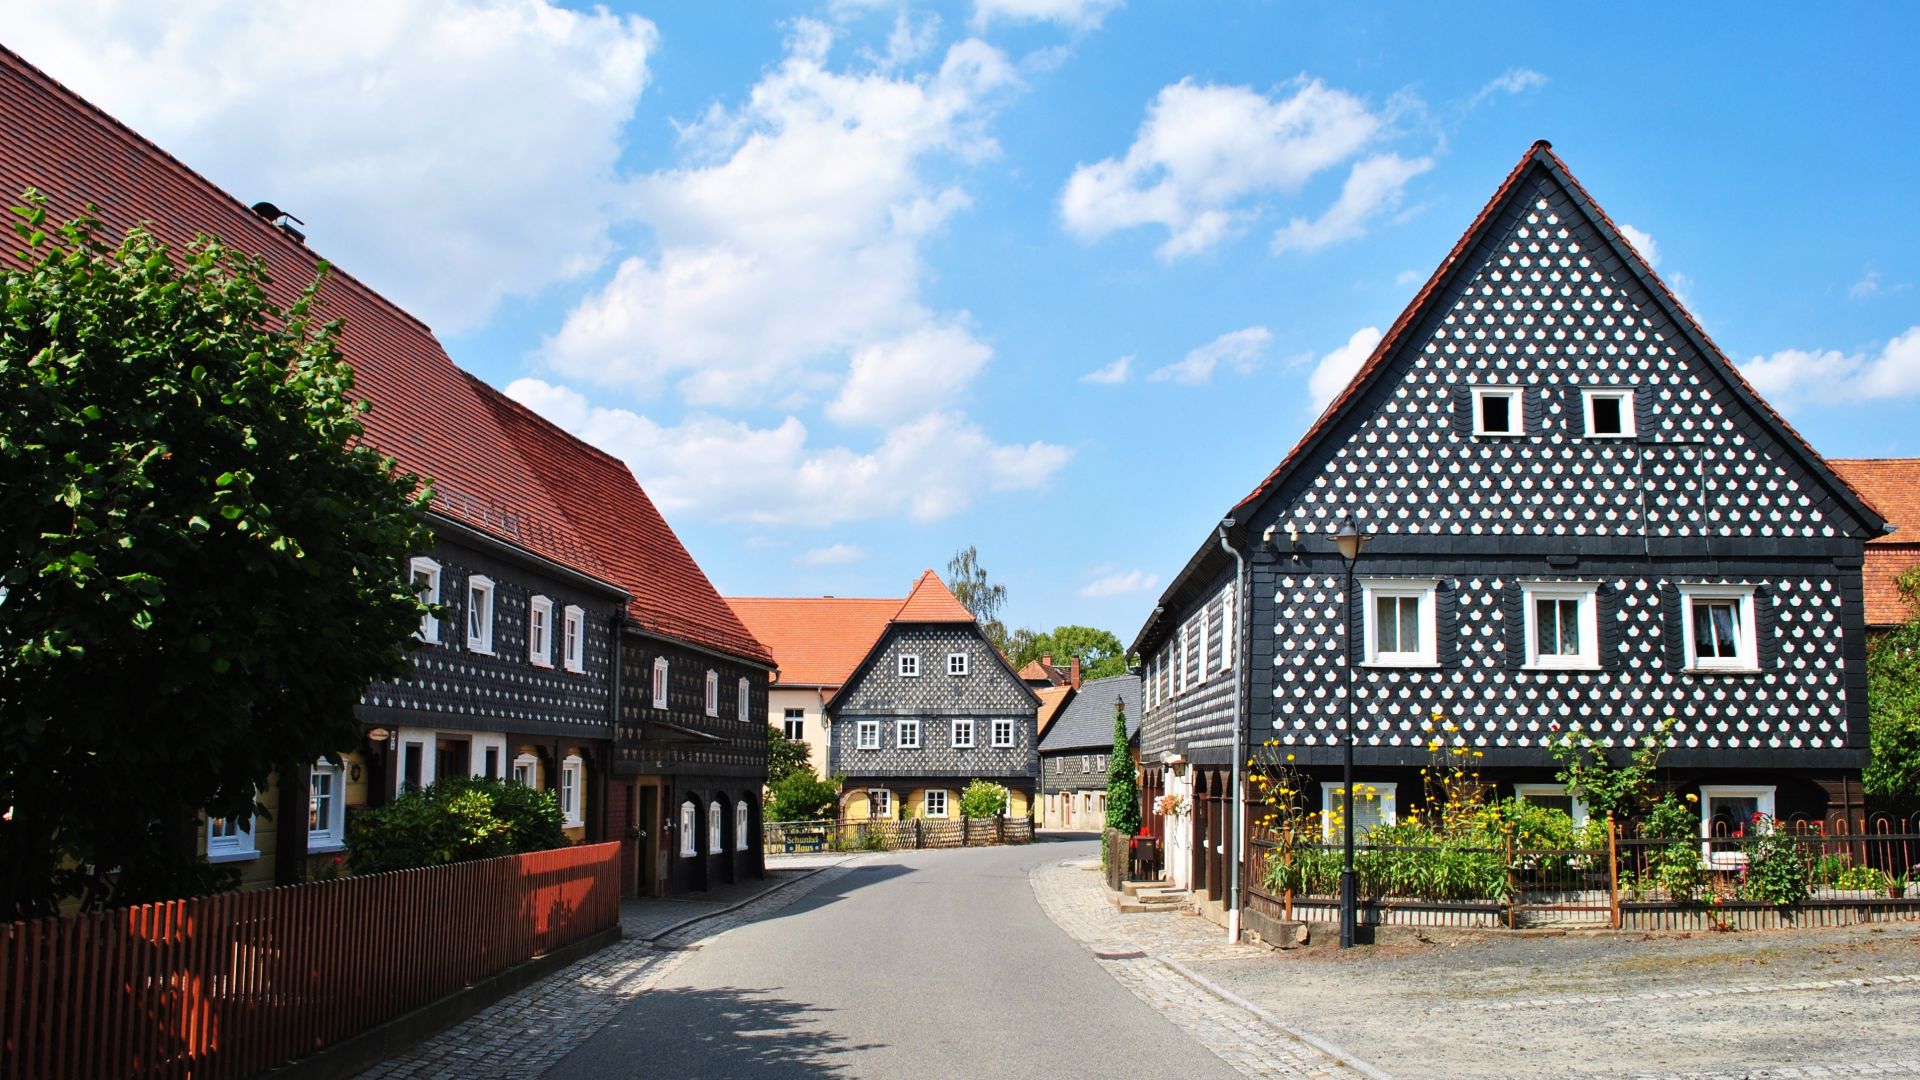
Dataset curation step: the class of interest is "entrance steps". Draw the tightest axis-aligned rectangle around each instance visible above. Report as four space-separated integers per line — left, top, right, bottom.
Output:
1111 881 1189 914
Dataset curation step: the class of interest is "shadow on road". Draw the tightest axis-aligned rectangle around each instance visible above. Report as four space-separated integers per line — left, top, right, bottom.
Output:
1036 830 1101 844
584 985 880 1077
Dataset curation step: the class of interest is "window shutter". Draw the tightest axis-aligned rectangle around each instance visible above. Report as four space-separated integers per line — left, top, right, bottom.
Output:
1658 583 1686 671
1598 583 1624 672
1435 581 1459 667
1561 386 1585 434
1522 385 1545 434
1634 386 1658 444
1502 582 1526 670
1452 384 1474 437
1346 576 1365 665
1753 584 1779 669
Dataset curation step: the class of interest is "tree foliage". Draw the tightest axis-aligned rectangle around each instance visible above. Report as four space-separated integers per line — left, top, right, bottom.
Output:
767 723 810 786
347 777 566 874
1865 568 1920 797
945 545 1008 648
958 779 1010 819
1104 702 1140 835
766 767 841 821
1009 625 1133 681
0 200 432 916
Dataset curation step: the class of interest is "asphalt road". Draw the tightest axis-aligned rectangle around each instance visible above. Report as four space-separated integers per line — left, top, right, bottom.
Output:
551 836 1243 1080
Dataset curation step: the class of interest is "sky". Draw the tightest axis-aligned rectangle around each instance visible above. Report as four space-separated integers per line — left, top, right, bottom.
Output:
10 1 1920 643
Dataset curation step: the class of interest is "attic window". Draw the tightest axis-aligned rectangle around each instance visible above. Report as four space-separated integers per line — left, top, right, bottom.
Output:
1582 389 1635 438
1472 386 1523 436
899 653 921 678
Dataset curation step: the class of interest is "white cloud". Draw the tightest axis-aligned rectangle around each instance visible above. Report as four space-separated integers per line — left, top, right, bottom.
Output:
1469 67 1548 107
1080 355 1132 384
1617 223 1661 269
1738 327 1920 408
1395 268 1423 287
1271 152 1433 254
506 379 1071 526
540 23 1018 408
1079 568 1159 598
799 543 867 566
1307 326 1383 410
1849 269 1911 301
1061 77 1397 259
1150 326 1271 385
827 323 994 426
972 0 1122 29
10 0 656 334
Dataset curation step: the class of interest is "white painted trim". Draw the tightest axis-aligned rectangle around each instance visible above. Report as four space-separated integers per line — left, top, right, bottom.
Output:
562 605 585 672
679 801 698 857
652 657 670 710
951 718 975 748
560 754 585 828
867 789 892 819
708 800 723 853
1319 781 1397 842
925 788 949 818
1521 581 1601 671
1679 584 1760 673
206 802 258 862
511 752 539 787
856 720 881 750
736 800 750 849
947 652 969 676
1513 783 1589 826
1699 784 1777 868
528 595 555 667
410 557 442 643
465 575 495 655
1471 385 1524 436
897 718 922 749
308 761 347 849
1359 578 1439 667
898 653 921 678
1581 387 1636 438
990 718 1016 748
705 670 720 717
738 677 751 723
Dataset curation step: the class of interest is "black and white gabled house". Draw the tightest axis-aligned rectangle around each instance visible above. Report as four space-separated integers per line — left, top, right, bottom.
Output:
1132 141 1891 904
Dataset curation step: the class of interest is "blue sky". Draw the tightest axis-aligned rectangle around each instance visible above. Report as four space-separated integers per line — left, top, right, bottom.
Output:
12 1 1920 642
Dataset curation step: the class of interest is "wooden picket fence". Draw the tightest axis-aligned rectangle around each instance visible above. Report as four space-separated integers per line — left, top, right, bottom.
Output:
0 842 622 1079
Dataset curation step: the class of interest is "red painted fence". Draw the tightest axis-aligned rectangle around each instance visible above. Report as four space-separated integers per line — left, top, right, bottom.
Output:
0 842 621 1079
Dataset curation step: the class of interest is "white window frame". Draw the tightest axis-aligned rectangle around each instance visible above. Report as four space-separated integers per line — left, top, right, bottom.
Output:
1521 582 1601 671
948 652 969 676
652 657 670 710
1679 585 1760 673
1319 781 1398 842
511 752 538 787
705 670 720 717
308 760 347 852
1513 783 1589 827
856 720 881 750
410 557 442 643
560 754 584 828
206 802 258 863
465 575 495 655
1221 585 1235 672
736 677 750 723
897 718 921 749
1581 388 1636 438
736 800 750 849
898 653 921 678
1471 385 1524 436
528 595 554 667
925 789 949 819
1699 785 1777 868
679 802 698 856
1080 754 1091 773
991 719 1015 748
563 605 585 672
783 708 806 741
868 789 892 819
708 800 723 853
1360 578 1439 668
952 718 975 748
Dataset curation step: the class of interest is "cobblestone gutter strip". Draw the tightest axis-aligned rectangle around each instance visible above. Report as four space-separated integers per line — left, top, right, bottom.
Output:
1636 1064 1920 1080
1478 972 1920 1012
1030 861 1380 1080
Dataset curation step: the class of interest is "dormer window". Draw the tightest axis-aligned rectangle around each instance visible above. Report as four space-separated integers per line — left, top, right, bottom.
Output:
1471 386 1523 436
1582 388 1635 438
899 654 921 678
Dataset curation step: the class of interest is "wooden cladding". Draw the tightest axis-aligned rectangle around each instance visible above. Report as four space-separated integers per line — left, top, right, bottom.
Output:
0 842 621 1079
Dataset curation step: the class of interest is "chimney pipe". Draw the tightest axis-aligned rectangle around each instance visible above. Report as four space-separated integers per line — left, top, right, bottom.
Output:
1069 656 1081 690
1041 654 1052 668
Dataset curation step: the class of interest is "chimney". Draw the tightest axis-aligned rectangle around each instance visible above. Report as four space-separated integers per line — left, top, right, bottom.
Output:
1041 654 1052 668
1069 656 1081 690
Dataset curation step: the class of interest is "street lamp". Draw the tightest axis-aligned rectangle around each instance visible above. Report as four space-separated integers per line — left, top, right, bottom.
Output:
1333 513 1369 949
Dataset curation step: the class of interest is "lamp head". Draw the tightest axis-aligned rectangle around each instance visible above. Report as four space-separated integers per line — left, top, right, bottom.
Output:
1333 515 1369 563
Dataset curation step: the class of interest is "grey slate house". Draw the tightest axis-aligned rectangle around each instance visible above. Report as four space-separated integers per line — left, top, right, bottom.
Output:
828 572 1043 821
1133 141 1890 905
1039 674 1142 830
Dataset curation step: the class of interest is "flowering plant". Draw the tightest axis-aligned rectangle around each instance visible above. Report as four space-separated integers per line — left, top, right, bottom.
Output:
1154 793 1189 817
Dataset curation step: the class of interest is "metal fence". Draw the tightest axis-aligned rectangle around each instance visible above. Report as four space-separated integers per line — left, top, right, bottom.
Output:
764 816 1033 854
0 842 622 1079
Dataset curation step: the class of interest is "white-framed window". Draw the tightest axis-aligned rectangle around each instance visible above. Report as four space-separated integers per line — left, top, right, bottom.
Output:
925 789 949 818
737 677 751 723
560 754 584 828
1700 785 1777 868
868 789 892 819
1521 582 1600 670
309 760 346 851
948 652 969 676
736 800 750 849
528 595 554 666
410 557 442 643
511 753 538 787
897 719 921 749
1052 756 1064 774
1221 584 1235 672
1320 781 1398 842
206 803 257 862
563 605 585 672
1680 585 1760 673
899 653 921 678
705 670 720 717
680 801 698 857
653 657 670 710
465 575 495 654
1513 783 1589 826
1098 755 1108 772
783 708 805 741
857 720 881 750
1472 385 1524 436
1080 754 1091 773
1360 579 1439 667
1582 388 1635 438
709 800 723 853
480 744 501 780
952 718 975 748
991 719 1015 748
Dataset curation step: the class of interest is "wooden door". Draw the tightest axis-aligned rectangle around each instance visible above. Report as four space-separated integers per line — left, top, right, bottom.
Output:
637 783 661 897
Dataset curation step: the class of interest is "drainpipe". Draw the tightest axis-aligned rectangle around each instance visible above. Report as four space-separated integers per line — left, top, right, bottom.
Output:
1218 519 1245 944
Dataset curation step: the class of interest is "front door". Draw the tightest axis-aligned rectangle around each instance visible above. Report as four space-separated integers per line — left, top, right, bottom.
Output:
637 783 661 897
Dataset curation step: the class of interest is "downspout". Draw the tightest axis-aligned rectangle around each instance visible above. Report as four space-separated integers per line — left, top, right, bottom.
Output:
1218 520 1245 944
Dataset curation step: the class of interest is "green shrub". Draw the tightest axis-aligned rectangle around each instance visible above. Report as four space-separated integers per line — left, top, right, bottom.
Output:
347 777 566 874
1737 820 1810 907
959 779 1010 819
766 768 840 822
1835 865 1890 892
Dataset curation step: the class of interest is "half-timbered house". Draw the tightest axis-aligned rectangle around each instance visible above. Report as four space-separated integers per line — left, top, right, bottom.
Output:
1134 141 1891 911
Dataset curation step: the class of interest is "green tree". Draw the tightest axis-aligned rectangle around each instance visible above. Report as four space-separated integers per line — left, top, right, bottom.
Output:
766 768 841 821
1010 625 1133 681
0 201 432 916
767 723 810 786
945 545 1008 649
347 777 566 874
1104 702 1140 835
1546 716 1677 823
1865 568 1920 797
958 779 1010 819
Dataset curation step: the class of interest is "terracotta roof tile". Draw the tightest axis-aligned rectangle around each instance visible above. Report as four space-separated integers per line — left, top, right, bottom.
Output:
725 597 899 688
1034 685 1075 740
1829 459 1920 627
893 569 976 624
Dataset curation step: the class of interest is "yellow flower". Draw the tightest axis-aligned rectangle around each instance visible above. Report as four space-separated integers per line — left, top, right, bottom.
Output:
1286 753 1296 762
1684 793 1699 803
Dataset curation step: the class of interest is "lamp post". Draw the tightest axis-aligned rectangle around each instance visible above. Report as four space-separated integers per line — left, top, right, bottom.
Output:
1333 513 1369 949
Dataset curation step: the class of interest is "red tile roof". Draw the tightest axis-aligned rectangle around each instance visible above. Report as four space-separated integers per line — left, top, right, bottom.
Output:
893 569 976 623
724 597 899 688
1035 685 1075 739
0 44 608 583
1828 459 1920 627
470 379 773 666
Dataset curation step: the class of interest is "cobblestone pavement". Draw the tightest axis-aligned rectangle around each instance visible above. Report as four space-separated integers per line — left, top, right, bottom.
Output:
358 860 857 1079
1029 859 1375 1080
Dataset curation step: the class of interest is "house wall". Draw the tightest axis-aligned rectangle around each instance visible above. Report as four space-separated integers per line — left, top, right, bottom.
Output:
767 686 831 782
1140 572 1238 767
